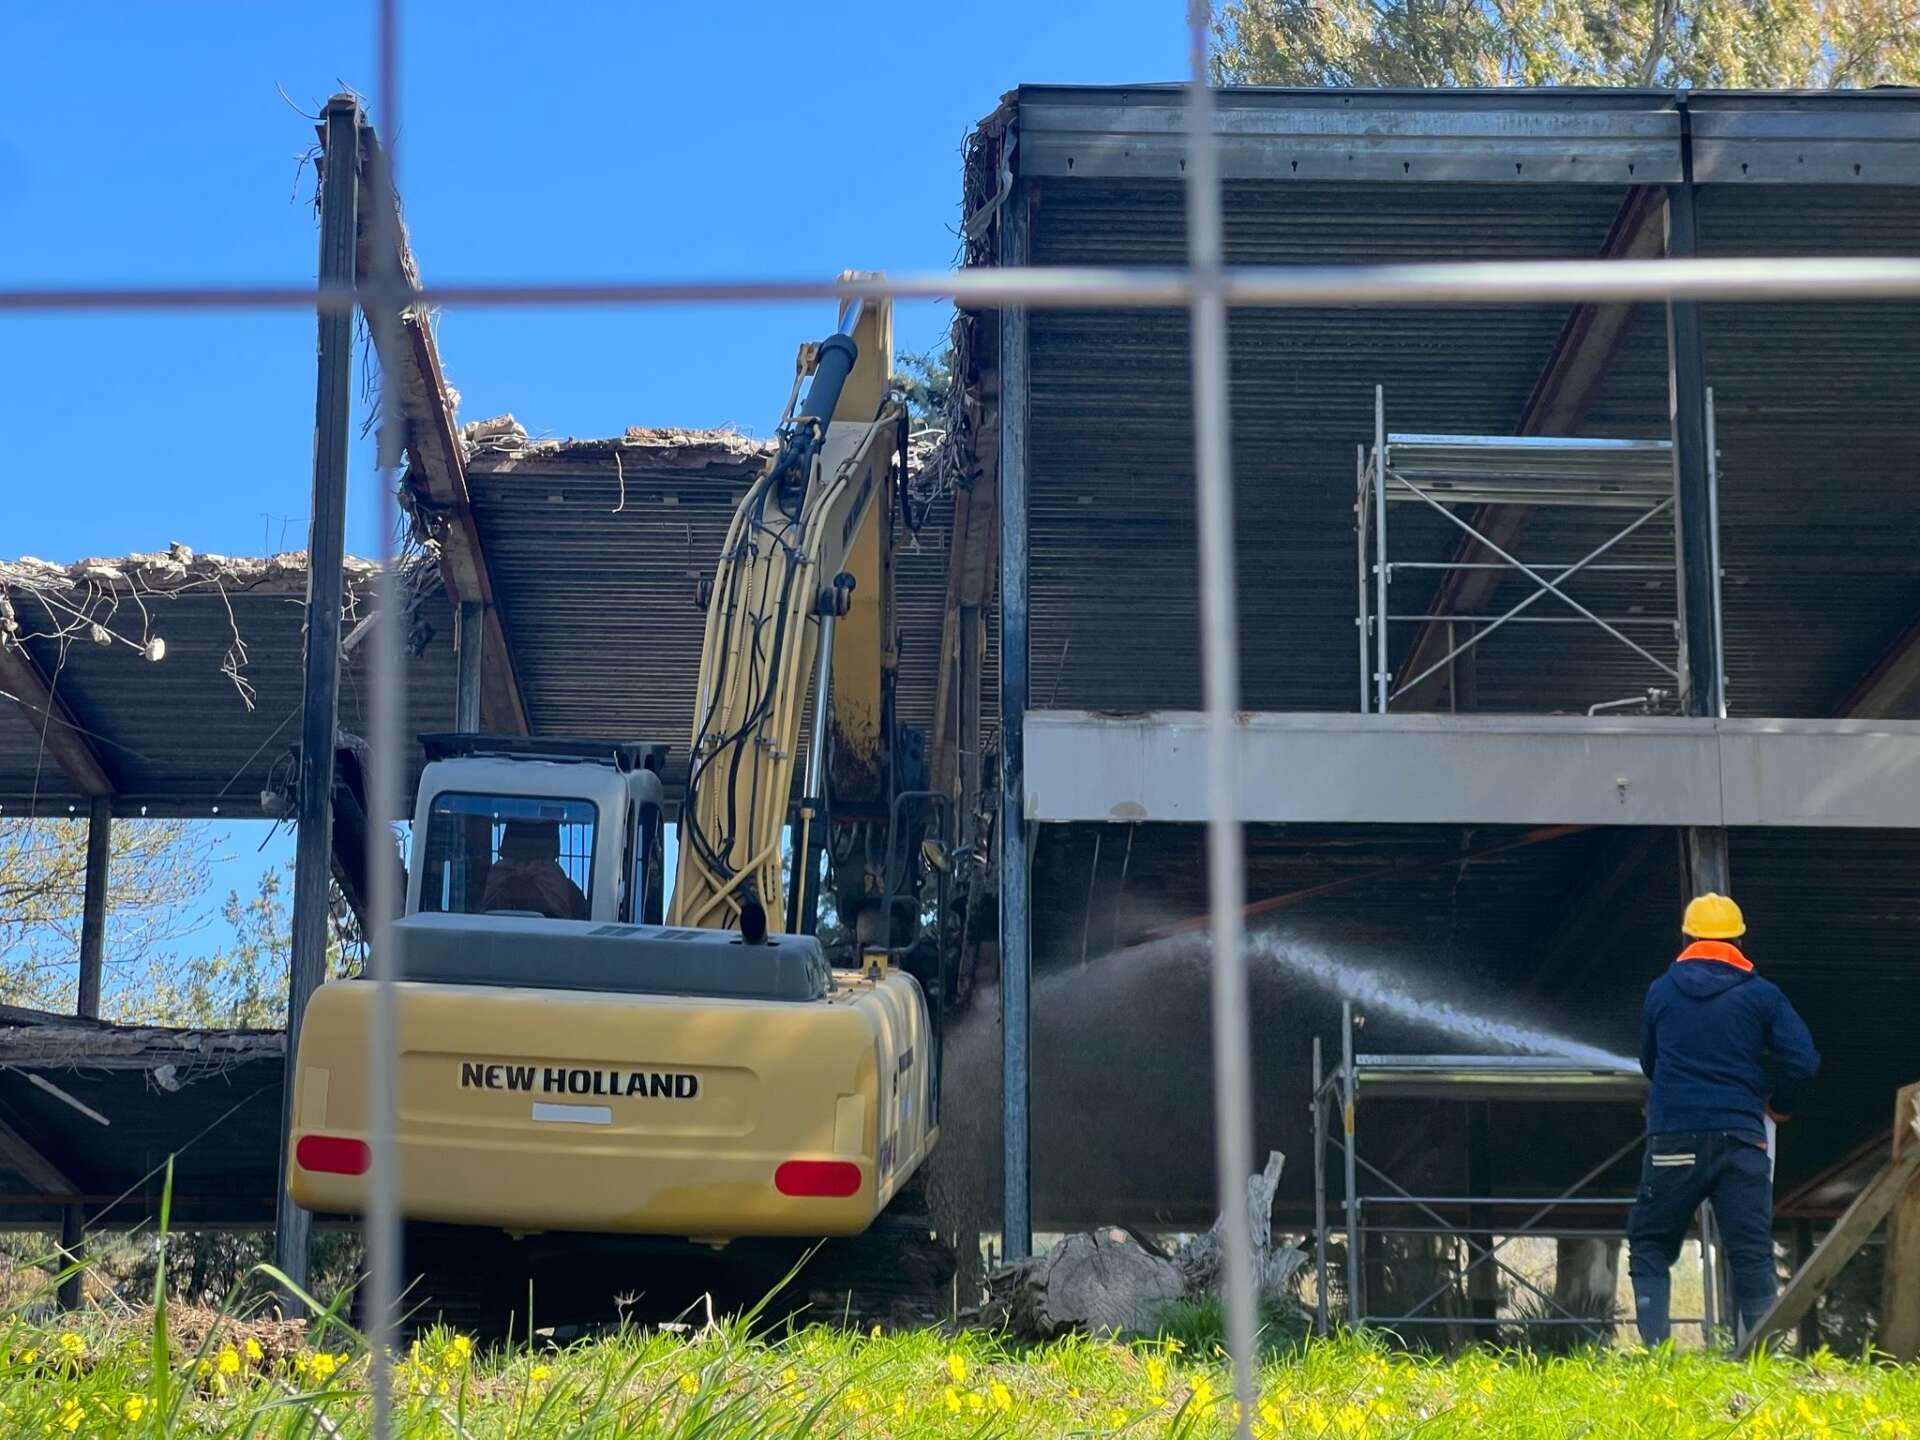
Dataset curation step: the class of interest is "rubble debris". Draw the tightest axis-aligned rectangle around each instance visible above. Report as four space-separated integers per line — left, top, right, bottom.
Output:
461 414 772 470
979 1151 1306 1339
0 550 377 602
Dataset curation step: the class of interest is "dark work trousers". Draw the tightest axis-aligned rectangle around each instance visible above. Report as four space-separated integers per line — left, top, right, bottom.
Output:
1627 1129 1777 1345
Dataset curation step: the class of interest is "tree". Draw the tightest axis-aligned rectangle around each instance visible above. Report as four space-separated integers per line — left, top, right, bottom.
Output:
113 866 363 1029
893 345 953 433
0 817 217 1012
1211 1 1920 89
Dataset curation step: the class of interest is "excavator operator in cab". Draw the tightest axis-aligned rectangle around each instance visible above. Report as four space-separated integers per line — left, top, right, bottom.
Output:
1628 892 1820 1346
481 819 589 921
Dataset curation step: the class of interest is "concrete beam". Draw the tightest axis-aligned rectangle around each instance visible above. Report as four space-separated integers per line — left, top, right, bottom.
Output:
1023 710 1920 829
0 636 114 797
1393 187 1666 710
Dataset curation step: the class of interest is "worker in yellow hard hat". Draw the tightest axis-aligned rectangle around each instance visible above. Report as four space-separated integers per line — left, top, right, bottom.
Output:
1627 893 1820 1346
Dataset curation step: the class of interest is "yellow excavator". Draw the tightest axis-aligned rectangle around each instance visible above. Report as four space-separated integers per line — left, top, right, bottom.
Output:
286 287 948 1326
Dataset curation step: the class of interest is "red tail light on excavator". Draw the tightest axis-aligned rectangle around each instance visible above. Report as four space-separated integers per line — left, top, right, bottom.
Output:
296 1135 372 1175
773 1160 861 1198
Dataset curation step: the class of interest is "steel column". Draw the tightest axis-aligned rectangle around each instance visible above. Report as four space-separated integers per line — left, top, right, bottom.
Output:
997 174 1033 1263
57 1206 84 1310
1312 1037 1329 1334
60 793 113 1305
1343 1000 1361 1326
274 94 361 1293
1666 123 1731 895
455 599 484 733
76 796 109 1020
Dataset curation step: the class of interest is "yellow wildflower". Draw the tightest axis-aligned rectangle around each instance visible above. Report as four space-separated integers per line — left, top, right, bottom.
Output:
678 1372 699 1396
991 1380 1013 1412
945 1352 967 1383
21 1348 37 1365
58 1400 85 1432
944 1386 962 1413
58 1333 86 1358
530 1363 553 1384
123 1395 148 1422
893 1398 907 1420
1110 1409 1129 1428
1335 1403 1368 1435
310 1352 340 1381
1068 1387 1082 1400
967 1390 986 1413
1165 1338 1184 1354
1146 1357 1167 1393
869 1323 881 1338
1191 1374 1216 1409
244 1337 264 1363
845 1387 865 1413
450 1334 472 1362
217 1345 243 1376
782 1368 797 1385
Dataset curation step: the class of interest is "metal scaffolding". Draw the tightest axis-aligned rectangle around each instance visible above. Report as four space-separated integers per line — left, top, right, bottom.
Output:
1357 386 1728 715
1311 1004 1726 1341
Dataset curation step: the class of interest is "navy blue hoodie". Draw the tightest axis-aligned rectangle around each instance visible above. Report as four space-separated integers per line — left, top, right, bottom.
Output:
1639 944 1820 1140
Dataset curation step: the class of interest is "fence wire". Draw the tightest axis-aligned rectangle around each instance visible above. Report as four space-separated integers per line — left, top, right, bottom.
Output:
362 2 403 1432
20 4 1920 1435
1184 2 1258 1431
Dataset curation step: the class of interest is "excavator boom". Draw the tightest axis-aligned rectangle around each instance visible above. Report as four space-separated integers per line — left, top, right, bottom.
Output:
670 290 901 932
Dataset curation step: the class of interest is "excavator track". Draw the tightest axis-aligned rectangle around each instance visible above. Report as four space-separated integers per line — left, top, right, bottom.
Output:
382 1204 954 1339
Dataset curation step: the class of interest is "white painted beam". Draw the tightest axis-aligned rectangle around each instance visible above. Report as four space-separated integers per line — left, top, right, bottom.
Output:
1023 711 1920 829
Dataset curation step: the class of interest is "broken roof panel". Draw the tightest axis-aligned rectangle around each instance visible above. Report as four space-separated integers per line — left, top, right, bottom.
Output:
0 549 454 817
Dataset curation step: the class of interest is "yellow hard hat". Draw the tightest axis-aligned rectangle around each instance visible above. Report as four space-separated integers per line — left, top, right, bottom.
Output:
1682 893 1746 939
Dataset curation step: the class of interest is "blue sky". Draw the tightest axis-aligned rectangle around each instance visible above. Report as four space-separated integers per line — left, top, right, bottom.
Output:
4 1 1188 953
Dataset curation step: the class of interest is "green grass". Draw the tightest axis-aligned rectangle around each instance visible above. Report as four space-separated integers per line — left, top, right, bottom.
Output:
6 1179 1913 1440
5 1305 1917 1439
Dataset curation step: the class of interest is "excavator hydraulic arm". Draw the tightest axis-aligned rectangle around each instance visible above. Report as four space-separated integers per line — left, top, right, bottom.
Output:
668 286 900 932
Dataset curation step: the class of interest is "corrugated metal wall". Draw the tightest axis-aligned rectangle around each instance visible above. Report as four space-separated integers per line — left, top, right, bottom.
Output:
1016 180 1920 721
1025 180 1633 714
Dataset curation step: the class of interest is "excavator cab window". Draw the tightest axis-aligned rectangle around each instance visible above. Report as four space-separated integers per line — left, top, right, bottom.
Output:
418 793 597 921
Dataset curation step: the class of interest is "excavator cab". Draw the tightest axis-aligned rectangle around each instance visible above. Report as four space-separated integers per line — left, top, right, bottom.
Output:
407 734 666 926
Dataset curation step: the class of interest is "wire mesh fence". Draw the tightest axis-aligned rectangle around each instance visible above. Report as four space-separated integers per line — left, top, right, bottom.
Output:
14 2 1920 1434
